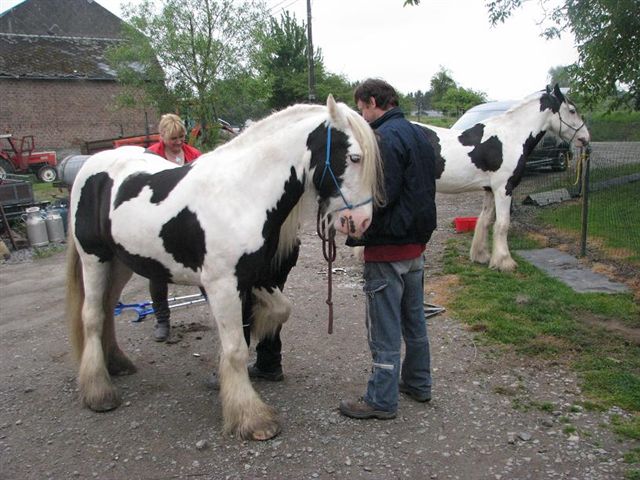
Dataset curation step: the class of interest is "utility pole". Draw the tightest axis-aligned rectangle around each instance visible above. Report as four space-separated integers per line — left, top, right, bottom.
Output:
306 0 316 102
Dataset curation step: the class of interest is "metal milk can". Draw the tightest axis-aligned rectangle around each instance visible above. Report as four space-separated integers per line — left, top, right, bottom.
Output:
45 209 65 243
22 207 49 247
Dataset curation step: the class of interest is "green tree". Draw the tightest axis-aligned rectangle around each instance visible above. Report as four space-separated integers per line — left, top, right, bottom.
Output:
487 0 640 110
255 11 311 109
434 86 487 116
430 67 457 105
548 65 572 90
254 11 352 109
110 0 268 148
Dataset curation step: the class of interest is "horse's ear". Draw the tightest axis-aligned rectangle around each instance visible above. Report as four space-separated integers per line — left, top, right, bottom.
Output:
327 94 338 119
327 94 347 129
553 83 565 102
546 85 551 94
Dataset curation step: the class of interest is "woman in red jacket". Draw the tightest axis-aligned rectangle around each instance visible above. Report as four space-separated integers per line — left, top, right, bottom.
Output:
147 114 201 341
147 113 201 165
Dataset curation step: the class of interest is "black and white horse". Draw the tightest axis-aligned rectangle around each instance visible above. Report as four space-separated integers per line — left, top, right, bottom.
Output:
417 85 590 271
66 96 384 441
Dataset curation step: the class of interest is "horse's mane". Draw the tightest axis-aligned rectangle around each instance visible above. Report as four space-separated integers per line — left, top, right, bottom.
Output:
341 105 385 208
221 104 326 150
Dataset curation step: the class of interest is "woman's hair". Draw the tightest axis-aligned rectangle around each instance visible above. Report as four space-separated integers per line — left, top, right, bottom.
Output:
158 113 186 139
354 78 399 110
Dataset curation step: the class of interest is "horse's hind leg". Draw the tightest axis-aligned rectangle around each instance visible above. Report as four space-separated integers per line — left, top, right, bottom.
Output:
470 189 495 264
209 279 280 441
103 259 136 376
78 257 121 411
489 190 517 272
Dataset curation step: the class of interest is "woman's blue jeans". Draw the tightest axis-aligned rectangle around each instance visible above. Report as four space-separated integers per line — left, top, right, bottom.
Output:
363 255 432 412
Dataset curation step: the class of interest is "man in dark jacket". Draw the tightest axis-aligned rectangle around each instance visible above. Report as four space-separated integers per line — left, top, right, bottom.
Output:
340 78 437 419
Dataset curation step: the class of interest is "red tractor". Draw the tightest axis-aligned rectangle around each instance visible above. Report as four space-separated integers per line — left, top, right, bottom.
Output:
0 134 58 182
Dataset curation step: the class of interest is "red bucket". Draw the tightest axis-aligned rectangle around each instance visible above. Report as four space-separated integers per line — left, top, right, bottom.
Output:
454 217 477 233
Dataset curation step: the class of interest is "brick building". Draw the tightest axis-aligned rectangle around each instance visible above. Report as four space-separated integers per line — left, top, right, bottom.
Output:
0 0 158 151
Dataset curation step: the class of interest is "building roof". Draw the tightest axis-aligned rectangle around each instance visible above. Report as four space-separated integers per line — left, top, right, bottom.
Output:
0 33 120 80
0 0 123 38
0 0 127 80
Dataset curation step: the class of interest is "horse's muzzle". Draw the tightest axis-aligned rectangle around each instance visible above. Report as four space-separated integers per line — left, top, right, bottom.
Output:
576 135 590 147
334 211 371 238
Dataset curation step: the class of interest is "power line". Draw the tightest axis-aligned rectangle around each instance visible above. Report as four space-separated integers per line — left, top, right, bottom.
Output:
267 0 302 14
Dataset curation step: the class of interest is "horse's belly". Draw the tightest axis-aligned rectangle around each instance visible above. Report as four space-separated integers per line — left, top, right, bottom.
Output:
436 171 488 194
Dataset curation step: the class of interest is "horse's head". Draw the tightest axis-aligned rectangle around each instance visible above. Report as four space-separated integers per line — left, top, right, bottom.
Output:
541 84 590 147
309 95 384 239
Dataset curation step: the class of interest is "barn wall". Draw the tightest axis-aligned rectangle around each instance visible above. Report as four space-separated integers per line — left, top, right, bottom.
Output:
0 78 158 151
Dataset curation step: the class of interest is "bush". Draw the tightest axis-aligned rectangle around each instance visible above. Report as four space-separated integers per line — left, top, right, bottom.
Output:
586 111 640 141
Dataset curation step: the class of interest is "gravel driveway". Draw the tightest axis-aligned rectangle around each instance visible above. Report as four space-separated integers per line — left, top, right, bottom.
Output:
0 191 635 479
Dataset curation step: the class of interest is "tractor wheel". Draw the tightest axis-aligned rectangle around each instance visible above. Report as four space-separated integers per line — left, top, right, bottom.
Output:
37 165 57 183
0 158 15 182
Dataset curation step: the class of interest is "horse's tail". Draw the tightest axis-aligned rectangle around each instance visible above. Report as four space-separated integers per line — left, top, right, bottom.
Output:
66 238 85 361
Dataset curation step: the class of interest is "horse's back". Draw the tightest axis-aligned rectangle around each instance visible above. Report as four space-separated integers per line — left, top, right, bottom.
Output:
73 147 176 188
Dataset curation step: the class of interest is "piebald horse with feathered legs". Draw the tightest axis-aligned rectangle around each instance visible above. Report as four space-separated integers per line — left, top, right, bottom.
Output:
66 95 384 441
416 84 590 271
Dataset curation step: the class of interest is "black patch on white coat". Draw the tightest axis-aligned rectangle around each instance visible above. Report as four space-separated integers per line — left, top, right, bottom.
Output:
307 124 350 203
458 124 504 172
418 126 445 179
505 131 546 196
75 173 173 282
234 167 305 293
160 208 206 272
539 92 561 114
75 172 116 263
113 245 172 282
113 166 192 209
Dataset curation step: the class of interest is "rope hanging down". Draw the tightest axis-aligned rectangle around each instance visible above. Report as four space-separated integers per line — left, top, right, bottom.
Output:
316 209 337 334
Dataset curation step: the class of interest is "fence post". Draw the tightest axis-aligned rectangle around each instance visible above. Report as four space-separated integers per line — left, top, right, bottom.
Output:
579 146 592 257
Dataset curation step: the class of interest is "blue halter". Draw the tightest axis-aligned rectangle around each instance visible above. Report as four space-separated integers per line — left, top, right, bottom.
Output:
318 126 372 213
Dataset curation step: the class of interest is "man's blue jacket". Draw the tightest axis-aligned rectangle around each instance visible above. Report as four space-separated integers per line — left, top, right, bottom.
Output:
348 107 437 247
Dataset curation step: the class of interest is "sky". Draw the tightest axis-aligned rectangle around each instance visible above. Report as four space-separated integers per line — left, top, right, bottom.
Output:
0 0 578 101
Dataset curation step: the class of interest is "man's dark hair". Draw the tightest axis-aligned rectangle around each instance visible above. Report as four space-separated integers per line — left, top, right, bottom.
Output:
354 78 399 110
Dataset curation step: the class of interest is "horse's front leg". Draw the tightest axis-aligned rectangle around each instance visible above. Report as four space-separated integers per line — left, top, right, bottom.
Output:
209 279 280 441
489 190 517 272
470 189 495 265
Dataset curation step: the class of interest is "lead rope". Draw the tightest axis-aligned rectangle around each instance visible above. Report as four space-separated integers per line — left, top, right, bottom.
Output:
317 209 336 334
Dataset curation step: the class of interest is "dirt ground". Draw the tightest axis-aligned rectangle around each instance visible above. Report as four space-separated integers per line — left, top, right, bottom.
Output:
1 192 637 480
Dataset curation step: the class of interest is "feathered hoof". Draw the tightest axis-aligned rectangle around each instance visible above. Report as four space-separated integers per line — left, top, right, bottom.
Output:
228 405 281 441
81 385 121 412
238 416 281 441
489 256 517 272
107 352 137 376
470 251 490 264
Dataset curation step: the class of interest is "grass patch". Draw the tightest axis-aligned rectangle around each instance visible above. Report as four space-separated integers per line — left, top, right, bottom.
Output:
612 415 640 440
625 469 640 480
443 237 640 411
625 447 640 464
407 115 457 129
32 180 66 203
536 181 640 263
32 244 66 259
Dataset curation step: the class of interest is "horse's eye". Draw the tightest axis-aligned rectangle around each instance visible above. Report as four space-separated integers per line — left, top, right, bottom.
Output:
348 154 362 164
569 108 576 114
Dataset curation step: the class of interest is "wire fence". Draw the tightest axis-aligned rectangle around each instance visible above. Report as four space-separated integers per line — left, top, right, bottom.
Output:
513 141 640 265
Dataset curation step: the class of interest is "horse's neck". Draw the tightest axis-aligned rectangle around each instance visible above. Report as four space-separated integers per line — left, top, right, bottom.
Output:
499 99 553 142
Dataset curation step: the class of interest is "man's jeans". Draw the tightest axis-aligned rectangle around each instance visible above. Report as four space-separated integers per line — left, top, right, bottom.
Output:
363 255 432 412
